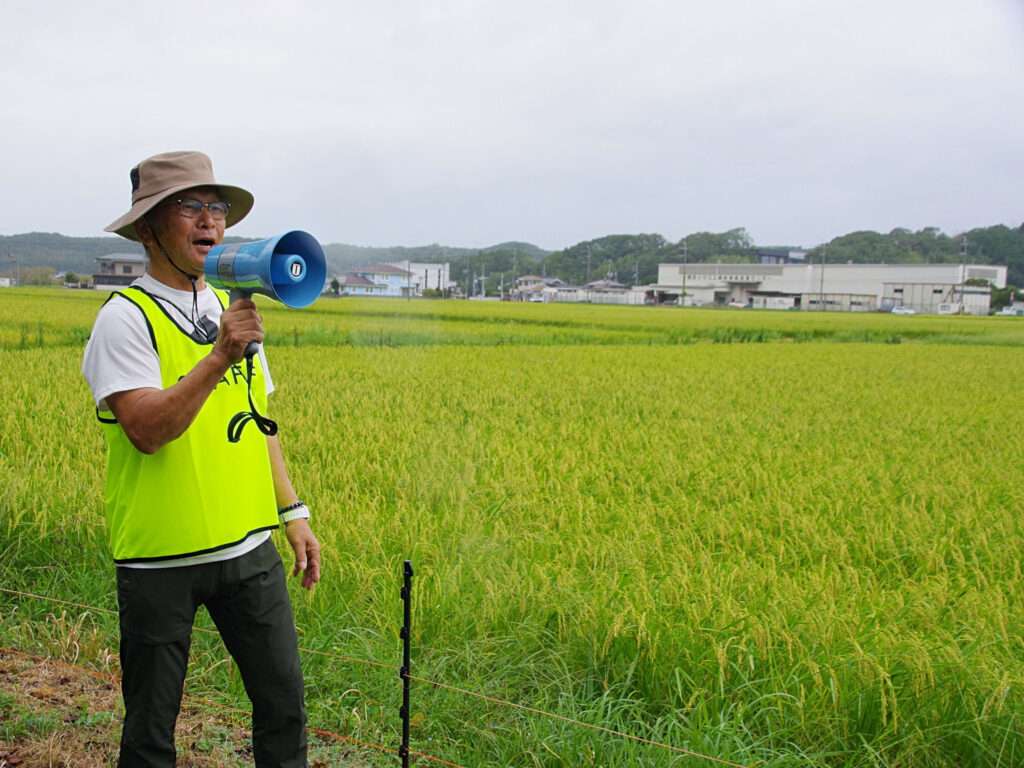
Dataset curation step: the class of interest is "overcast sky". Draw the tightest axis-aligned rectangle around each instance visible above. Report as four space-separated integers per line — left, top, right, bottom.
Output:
2 0 1022 251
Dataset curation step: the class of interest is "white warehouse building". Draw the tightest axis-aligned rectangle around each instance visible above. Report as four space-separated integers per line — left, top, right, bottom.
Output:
654 262 1007 315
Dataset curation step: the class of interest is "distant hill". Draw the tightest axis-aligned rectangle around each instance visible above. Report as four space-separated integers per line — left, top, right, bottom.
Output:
321 241 548 273
0 233 145 276
4 225 1022 289
0 232 551 278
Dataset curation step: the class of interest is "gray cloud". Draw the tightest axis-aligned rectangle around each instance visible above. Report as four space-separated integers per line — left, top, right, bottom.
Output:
1 0 1021 250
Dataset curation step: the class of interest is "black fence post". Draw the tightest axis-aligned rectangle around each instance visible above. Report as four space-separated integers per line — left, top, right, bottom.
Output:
399 560 413 767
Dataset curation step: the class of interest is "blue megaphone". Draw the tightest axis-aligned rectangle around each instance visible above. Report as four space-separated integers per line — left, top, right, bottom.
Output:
205 230 327 357
205 230 327 309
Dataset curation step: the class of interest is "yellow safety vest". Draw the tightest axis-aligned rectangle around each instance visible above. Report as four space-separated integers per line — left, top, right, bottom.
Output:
98 286 278 564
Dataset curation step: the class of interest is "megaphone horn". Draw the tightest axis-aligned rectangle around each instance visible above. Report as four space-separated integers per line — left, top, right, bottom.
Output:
205 230 327 309
205 230 327 359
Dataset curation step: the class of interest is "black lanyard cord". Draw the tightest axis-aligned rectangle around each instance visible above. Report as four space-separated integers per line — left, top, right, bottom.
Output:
227 355 278 443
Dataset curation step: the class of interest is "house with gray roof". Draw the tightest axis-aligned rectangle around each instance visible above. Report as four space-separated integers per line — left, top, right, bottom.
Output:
340 263 414 297
94 253 147 291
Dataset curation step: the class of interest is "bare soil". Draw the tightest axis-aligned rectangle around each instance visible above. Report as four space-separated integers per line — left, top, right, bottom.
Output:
0 651 380 767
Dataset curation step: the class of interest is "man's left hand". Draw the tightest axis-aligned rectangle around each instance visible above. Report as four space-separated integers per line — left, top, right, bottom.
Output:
284 518 321 590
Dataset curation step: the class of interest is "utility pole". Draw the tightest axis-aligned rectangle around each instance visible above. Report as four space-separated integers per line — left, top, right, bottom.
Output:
819 243 827 311
440 247 448 298
584 242 604 303
680 240 687 307
958 236 969 311
511 249 518 301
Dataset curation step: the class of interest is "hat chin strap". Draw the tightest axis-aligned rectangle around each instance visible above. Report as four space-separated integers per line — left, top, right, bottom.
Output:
146 217 208 340
146 217 200 284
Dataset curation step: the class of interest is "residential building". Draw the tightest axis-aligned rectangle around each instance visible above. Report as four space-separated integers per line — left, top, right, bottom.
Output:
340 263 414 297
584 277 626 292
93 254 147 291
385 261 453 295
512 275 567 301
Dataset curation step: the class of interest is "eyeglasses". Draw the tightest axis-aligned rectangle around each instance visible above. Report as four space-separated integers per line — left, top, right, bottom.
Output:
175 197 231 220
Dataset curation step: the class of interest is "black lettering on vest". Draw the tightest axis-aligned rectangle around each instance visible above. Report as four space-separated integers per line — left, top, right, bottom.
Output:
229 364 252 385
180 373 239 390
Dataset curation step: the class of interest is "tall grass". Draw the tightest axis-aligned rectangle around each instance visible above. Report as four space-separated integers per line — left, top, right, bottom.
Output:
264 343 1022 766
2 291 1022 766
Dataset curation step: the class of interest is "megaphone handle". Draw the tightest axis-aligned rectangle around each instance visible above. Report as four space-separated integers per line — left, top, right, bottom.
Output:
228 289 260 359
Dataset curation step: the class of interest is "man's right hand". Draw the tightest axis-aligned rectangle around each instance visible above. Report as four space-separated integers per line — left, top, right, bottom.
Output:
215 298 265 364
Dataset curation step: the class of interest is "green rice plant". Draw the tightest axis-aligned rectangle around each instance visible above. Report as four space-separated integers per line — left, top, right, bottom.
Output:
259 341 1023 767
0 288 105 350
255 295 1024 349
2 291 1023 767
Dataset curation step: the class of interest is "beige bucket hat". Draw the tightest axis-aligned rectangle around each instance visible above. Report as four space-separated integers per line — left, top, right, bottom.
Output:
105 151 254 241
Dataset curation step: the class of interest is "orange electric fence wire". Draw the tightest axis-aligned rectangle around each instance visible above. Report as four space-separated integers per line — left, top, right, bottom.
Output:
2 587 755 768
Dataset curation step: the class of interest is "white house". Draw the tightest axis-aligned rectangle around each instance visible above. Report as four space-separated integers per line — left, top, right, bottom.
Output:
385 261 452 296
340 263 414 297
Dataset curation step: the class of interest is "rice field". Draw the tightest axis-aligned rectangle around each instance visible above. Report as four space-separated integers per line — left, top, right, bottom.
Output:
2 288 1022 767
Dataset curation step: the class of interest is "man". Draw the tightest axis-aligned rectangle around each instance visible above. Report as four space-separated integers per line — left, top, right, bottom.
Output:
82 151 320 768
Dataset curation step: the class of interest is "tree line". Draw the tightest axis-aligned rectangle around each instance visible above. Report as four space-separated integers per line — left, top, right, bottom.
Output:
4 224 1023 298
455 224 1024 297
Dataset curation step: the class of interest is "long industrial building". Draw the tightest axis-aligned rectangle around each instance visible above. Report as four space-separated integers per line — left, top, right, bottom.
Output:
653 262 1007 315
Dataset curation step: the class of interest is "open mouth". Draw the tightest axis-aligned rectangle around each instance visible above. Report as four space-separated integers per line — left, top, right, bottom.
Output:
193 238 216 250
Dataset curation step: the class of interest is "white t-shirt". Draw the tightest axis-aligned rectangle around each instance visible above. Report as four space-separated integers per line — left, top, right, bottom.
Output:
82 273 274 412
82 273 275 568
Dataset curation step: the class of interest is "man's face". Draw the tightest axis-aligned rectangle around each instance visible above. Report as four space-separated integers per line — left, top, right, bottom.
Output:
146 186 226 274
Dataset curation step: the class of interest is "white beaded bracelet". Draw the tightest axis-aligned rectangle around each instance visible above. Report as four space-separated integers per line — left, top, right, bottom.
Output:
279 504 310 523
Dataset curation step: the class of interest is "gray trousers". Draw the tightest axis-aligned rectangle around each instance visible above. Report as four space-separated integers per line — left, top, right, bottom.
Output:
115 539 307 768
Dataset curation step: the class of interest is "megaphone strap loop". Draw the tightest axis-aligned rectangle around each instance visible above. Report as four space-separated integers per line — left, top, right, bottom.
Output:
227 409 278 443
227 355 278 443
